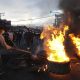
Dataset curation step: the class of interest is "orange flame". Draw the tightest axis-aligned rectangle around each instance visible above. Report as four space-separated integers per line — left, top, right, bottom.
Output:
69 34 80 56
40 25 70 63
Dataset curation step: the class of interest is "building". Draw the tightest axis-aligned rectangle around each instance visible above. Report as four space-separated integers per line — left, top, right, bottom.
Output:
54 14 64 27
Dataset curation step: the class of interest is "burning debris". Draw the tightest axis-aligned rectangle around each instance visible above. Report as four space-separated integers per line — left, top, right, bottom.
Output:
40 25 70 63
40 25 71 74
69 34 80 57
48 61 70 74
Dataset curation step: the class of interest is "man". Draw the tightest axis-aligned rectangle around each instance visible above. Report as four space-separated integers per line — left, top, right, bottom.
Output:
0 26 13 75
3 30 15 47
0 28 12 49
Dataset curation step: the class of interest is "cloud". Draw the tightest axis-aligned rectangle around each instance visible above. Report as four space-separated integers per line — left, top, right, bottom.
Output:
0 0 59 25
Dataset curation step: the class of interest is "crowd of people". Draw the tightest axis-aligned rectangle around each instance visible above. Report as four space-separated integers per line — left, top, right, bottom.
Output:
0 25 45 75
3 27 42 51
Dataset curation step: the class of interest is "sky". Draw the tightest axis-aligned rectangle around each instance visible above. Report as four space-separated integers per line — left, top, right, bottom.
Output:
0 0 60 25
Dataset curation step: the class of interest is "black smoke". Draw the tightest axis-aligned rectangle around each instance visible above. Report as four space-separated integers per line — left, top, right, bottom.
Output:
59 0 80 12
59 0 80 35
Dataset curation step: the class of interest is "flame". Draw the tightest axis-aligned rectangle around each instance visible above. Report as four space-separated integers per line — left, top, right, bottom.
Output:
69 34 80 56
40 25 70 63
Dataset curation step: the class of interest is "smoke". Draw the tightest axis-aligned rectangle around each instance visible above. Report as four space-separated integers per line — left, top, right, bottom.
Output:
59 0 80 11
59 0 80 35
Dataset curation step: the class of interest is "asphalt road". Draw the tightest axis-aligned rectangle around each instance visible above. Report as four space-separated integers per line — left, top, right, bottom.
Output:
1 59 80 80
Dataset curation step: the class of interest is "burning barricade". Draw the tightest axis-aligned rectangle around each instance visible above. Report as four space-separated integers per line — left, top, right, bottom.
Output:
40 25 70 74
27 0 80 74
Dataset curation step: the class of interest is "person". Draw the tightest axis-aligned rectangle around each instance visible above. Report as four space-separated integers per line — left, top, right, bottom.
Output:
3 31 15 47
0 26 13 50
24 28 34 50
0 26 12 75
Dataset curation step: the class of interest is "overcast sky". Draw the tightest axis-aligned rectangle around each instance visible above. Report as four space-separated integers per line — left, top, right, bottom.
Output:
0 0 60 25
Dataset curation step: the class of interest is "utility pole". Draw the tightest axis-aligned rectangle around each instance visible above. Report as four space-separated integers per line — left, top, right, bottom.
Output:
0 13 5 19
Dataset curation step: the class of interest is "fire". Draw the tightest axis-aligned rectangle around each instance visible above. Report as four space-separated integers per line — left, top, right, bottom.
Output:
69 34 80 56
40 25 70 63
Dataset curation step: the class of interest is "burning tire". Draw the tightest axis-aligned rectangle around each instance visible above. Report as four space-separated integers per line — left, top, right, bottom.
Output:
48 61 71 74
